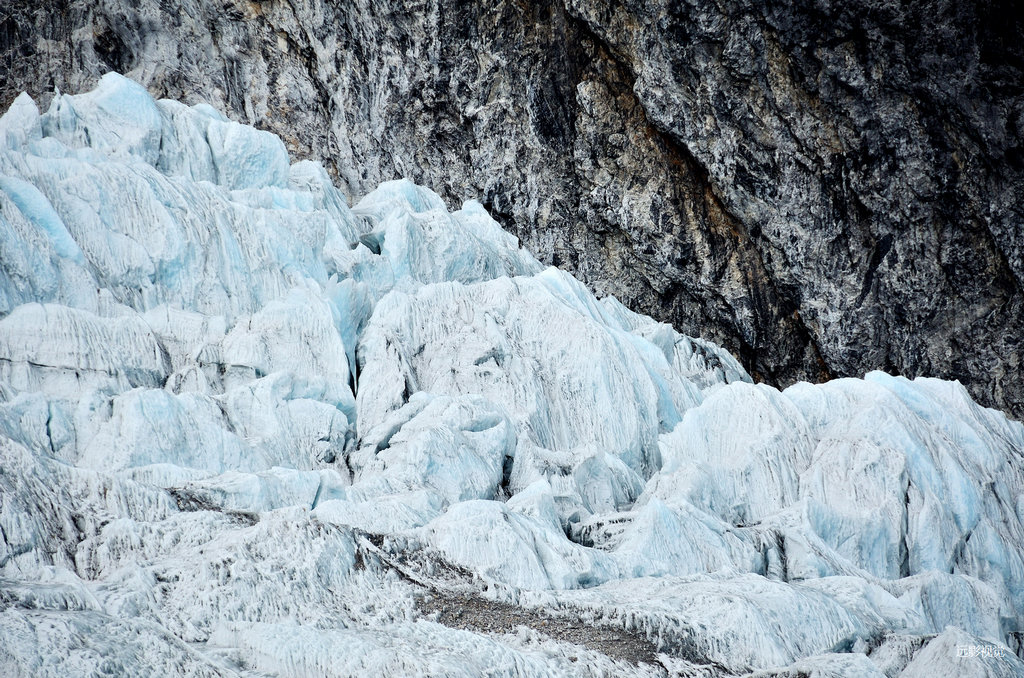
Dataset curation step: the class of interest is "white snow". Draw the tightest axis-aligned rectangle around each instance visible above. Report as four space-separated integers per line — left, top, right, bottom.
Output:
1 73 1022 676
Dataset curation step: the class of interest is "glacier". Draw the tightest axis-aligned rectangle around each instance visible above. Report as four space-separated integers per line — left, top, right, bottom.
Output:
0 72 1023 677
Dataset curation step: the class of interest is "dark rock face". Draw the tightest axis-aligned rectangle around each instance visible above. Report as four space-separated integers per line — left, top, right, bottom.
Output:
571 0 1024 414
2 0 1021 415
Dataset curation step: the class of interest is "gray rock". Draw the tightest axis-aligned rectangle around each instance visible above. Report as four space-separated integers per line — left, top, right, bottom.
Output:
2 0 1020 415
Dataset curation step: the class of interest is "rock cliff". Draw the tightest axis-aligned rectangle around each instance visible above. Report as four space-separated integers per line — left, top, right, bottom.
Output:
2 0 1021 415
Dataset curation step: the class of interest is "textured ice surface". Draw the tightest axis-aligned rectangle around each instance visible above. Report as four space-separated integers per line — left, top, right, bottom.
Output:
1 74 1022 676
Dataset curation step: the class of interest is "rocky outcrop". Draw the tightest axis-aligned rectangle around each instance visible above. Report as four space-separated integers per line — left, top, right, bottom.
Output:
2 0 1021 415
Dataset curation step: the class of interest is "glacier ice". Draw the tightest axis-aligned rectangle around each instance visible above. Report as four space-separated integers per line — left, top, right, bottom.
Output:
1 73 1023 677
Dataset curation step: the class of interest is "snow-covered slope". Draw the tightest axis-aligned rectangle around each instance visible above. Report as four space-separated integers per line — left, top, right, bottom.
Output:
1 74 1022 677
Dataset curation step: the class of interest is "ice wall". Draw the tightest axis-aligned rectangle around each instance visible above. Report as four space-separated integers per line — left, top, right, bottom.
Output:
1 74 1022 677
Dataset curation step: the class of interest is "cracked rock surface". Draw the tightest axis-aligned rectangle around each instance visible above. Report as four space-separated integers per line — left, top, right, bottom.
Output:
1 0 1022 415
